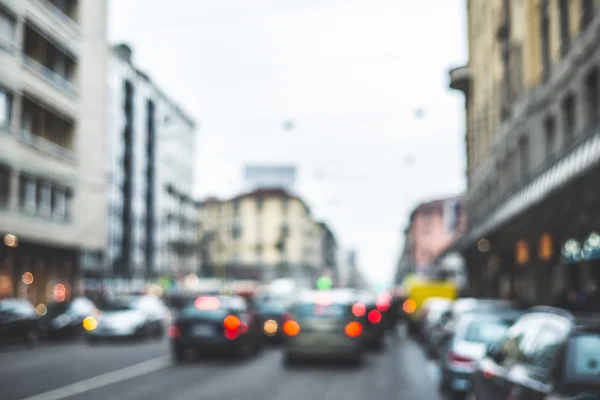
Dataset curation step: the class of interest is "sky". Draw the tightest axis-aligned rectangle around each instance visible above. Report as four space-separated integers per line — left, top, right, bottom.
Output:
108 0 468 286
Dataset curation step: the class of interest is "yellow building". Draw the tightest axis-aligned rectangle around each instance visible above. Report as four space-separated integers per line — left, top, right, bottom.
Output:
450 1 600 302
196 189 324 282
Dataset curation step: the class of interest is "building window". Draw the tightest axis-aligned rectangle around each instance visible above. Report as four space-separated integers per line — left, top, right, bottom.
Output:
0 165 9 208
0 87 12 130
559 0 571 57
256 197 264 213
581 0 594 31
544 116 556 159
518 136 530 183
52 187 66 221
38 181 52 218
585 69 599 127
562 94 576 143
282 198 289 215
231 222 242 239
232 199 240 216
541 0 551 82
0 9 15 52
19 176 36 215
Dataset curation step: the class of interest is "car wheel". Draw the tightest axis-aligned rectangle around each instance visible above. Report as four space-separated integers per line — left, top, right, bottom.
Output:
450 391 467 400
25 331 39 348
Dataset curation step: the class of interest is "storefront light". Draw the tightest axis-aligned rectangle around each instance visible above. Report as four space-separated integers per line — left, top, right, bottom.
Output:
3 234 18 248
477 238 491 253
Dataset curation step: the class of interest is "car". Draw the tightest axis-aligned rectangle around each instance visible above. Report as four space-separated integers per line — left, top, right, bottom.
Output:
471 306 600 400
39 297 97 339
0 298 40 347
439 311 520 400
85 295 169 342
169 295 263 361
416 297 453 343
282 290 366 366
256 295 293 344
355 291 386 350
432 299 521 359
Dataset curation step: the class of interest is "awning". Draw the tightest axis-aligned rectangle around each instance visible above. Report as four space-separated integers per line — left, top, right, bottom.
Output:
469 128 600 244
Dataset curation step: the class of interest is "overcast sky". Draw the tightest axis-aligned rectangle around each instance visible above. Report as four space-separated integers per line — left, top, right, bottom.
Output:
109 0 468 286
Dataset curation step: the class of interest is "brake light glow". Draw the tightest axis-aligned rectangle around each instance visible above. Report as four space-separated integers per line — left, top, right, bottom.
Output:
368 309 382 324
448 350 475 369
315 292 332 306
483 368 495 379
223 315 241 331
283 320 300 336
352 302 366 317
167 325 180 338
345 321 363 337
195 297 220 311
238 321 249 335
376 294 390 312
402 299 417 314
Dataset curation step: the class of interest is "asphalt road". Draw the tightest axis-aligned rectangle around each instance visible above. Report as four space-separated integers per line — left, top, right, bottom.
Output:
1 330 443 400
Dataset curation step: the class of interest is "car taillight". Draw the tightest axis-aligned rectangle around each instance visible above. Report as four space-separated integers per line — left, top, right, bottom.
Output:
345 321 363 338
167 325 180 338
368 310 382 324
283 320 300 336
352 302 366 317
402 299 417 314
448 350 475 368
224 315 241 340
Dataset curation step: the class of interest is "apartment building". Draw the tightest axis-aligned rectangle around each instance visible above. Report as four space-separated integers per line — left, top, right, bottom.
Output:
0 0 108 302
196 188 323 283
105 44 197 284
450 0 600 302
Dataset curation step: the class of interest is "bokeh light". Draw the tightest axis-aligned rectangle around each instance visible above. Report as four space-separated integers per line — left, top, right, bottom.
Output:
35 303 47 316
83 316 98 331
263 320 278 336
21 272 34 285
3 234 18 248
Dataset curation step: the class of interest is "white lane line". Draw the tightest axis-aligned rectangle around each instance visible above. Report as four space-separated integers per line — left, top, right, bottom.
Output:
20 355 172 400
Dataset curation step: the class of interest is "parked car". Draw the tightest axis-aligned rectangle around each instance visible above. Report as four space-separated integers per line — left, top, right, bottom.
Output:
86 295 169 342
39 297 97 339
169 295 263 361
417 297 453 343
256 296 293 344
439 311 521 400
0 298 40 347
471 306 600 400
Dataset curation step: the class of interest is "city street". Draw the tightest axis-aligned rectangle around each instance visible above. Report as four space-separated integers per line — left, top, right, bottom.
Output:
1 330 442 400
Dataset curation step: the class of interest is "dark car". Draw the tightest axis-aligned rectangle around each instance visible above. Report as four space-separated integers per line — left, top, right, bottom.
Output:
256 296 292 343
355 292 386 350
39 297 97 339
439 311 520 400
0 298 40 347
471 307 600 400
169 295 262 361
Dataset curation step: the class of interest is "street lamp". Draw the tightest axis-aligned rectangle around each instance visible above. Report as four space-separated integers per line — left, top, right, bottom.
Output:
3 234 18 248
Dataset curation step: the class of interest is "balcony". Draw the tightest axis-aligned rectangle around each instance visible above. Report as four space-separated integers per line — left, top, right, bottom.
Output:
449 65 471 94
31 0 79 38
23 23 78 97
20 97 76 163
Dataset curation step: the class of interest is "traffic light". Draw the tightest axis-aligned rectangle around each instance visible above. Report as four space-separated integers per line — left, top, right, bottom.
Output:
316 276 332 291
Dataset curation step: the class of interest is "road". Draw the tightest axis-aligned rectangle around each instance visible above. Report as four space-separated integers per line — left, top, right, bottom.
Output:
0 331 443 400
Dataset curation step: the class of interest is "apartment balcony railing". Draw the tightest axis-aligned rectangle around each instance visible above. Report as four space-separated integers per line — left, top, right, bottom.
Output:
20 129 76 163
22 55 78 97
34 0 80 36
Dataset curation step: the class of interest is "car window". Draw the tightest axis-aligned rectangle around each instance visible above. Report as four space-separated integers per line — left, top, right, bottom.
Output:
570 334 600 379
70 298 95 314
0 300 34 315
180 304 228 320
294 303 349 319
464 319 510 344
101 298 137 311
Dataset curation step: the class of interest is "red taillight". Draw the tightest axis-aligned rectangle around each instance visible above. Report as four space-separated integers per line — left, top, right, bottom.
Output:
448 350 475 368
345 321 363 337
352 302 366 317
483 368 495 379
167 325 180 338
376 294 390 312
224 315 241 340
368 309 382 324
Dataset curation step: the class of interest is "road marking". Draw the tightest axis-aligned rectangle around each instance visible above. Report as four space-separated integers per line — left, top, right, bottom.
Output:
21 355 172 400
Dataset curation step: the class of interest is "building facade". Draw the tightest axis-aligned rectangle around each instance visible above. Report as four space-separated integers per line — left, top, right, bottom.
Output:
395 197 466 281
196 188 323 283
0 0 108 302
105 44 197 284
450 0 600 302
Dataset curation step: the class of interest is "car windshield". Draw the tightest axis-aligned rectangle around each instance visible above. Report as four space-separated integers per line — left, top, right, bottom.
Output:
464 320 510 343
180 304 228 320
102 299 138 312
571 334 600 379
258 301 288 314
45 302 70 318
294 303 348 319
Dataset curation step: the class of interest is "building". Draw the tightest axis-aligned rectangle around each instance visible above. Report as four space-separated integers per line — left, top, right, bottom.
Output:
450 0 600 302
196 188 323 283
394 197 466 282
0 0 108 302
317 221 338 280
105 44 197 285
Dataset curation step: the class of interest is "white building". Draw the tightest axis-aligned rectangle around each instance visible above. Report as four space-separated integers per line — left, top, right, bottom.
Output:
106 44 197 282
0 0 108 302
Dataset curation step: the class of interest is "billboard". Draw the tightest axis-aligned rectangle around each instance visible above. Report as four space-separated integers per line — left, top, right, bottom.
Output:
244 165 296 189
